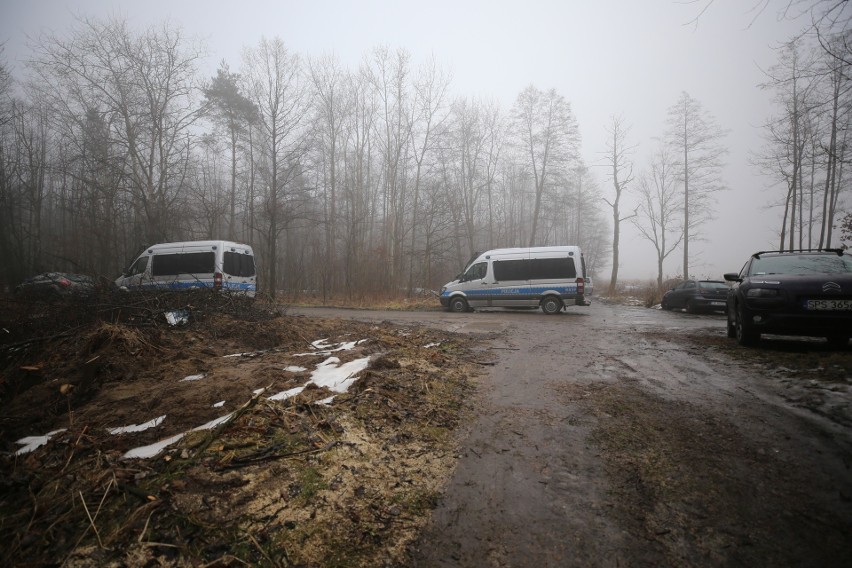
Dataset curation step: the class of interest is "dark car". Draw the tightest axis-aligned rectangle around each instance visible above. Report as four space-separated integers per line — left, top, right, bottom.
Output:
724 249 852 347
660 279 729 313
15 272 95 298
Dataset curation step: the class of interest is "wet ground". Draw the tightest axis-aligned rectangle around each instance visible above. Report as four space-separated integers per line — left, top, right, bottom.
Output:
292 302 852 567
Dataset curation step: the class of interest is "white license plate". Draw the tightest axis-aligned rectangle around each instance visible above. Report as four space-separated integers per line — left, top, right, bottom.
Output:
805 299 852 311
710 301 725 306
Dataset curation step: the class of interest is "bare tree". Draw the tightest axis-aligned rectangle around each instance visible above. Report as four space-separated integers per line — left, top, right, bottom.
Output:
309 53 350 298
203 61 258 240
511 85 580 246
242 36 310 297
406 57 451 293
29 16 206 247
757 39 824 249
633 147 684 290
366 46 413 290
600 115 636 293
665 91 727 279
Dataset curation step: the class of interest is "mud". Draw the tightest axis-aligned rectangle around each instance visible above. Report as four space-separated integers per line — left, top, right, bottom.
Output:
292 303 852 567
2 297 851 567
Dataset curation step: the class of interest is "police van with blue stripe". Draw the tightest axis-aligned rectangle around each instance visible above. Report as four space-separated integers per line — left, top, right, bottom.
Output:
116 240 257 297
439 246 589 314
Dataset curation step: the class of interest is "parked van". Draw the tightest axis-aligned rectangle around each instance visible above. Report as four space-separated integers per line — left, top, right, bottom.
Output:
115 240 257 297
439 246 588 314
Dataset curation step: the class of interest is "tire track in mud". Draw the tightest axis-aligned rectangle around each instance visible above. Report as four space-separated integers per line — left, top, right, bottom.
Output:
406 304 852 567
291 305 852 567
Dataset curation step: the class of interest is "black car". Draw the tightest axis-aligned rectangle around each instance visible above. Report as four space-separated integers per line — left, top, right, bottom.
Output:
724 249 852 347
661 279 729 313
15 272 96 298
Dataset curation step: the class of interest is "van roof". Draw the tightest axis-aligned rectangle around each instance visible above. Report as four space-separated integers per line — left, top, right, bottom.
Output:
478 246 581 256
146 240 253 253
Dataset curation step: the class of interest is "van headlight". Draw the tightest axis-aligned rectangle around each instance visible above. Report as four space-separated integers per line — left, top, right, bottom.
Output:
440 286 447 294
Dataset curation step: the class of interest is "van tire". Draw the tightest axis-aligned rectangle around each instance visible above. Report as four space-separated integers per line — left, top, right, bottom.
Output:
541 296 563 315
449 297 469 313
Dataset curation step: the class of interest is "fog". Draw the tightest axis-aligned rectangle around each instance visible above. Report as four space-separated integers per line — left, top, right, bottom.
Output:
0 0 832 281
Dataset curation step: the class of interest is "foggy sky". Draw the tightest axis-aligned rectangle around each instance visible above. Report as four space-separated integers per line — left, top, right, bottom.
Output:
0 0 810 280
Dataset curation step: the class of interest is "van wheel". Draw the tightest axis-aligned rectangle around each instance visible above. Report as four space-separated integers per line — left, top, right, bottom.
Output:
541 296 563 315
449 297 469 313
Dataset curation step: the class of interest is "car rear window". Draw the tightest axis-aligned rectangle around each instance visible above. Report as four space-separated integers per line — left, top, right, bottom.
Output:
750 254 852 275
698 281 728 291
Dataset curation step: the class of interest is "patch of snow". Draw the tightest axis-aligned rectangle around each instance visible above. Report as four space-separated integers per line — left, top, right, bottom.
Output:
223 350 267 358
295 338 368 357
309 356 371 393
424 342 440 348
180 373 206 382
268 385 305 401
108 415 166 435
123 433 186 460
284 366 307 372
212 401 225 408
316 395 336 405
15 429 66 455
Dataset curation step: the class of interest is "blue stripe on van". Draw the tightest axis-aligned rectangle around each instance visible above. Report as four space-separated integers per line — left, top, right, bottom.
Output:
133 281 256 292
442 285 578 298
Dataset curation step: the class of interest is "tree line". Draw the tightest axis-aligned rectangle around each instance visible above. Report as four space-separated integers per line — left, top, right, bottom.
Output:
1 9 848 299
0 16 611 298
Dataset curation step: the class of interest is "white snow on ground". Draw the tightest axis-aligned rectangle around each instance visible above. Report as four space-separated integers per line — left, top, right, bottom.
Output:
180 373 205 382
424 342 441 348
20 338 373 460
120 339 371 460
108 415 166 435
14 429 66 456
294 338 369 357
284 366 307 372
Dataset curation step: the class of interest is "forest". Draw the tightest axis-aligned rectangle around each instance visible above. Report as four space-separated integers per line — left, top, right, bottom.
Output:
0 5 849 298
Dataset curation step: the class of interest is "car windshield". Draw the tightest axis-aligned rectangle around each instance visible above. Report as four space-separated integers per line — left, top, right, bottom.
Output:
750 254 852 275
698 281 728 291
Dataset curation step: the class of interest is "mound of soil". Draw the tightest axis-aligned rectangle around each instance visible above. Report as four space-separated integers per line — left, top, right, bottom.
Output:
0 293 484 567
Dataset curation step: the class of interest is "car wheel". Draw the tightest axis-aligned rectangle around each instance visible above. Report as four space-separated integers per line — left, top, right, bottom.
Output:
541 296 563 315
735 303 759 346
449 297 469 313
826 335 849 349
726 308 737 338
661 298 670 310
685 299 698 314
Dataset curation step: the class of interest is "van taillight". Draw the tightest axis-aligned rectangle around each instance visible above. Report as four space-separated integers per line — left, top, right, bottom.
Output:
214 272 223 290
577 277 585 295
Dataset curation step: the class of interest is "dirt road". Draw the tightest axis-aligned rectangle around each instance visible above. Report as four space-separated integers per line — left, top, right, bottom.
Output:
291 302 852 567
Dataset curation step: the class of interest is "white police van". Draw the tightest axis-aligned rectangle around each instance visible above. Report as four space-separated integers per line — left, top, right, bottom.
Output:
439 246 588 314
116 240 257 297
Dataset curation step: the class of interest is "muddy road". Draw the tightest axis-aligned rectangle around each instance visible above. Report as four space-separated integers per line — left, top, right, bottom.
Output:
290 302 852 567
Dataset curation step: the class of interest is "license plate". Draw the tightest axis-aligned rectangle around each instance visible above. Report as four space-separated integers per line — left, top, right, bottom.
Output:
805 299 852 311
710 301 725 306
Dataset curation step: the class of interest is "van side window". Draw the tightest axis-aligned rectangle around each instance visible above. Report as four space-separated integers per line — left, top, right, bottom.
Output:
128 256 148 276
494 259 528 281
224 252 256 277
529 258 576 279
152 252 215 276
464 262 487 281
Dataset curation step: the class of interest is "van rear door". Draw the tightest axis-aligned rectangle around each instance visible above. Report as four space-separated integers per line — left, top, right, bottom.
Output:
223 249 257 296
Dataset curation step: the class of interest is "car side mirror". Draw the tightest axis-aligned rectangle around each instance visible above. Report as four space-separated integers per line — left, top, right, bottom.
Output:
723 273 740 282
